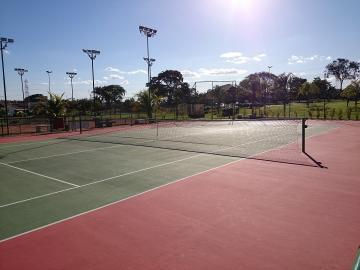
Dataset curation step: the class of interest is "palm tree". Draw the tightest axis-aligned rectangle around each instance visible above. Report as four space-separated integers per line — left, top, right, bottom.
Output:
47 92 66 118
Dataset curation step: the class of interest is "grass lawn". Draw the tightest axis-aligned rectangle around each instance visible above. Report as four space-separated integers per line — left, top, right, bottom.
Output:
205 100 359 120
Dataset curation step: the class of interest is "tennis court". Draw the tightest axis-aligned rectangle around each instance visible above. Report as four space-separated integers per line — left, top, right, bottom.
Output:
0 119 359 270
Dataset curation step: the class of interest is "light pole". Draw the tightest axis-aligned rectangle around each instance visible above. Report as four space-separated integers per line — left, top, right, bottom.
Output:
82 49 100 116
66 72 77 101
267 66 273 73
139 25 157 117
14 68 28 110
46 70 52 92
0 37 14 135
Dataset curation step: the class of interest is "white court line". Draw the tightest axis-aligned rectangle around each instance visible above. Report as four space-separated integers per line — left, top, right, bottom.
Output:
6 144 124 164
4 138 157 164
0 162 79 187
0 124 337 242
0 135 272 208
0 139 65 149
0 158 243 243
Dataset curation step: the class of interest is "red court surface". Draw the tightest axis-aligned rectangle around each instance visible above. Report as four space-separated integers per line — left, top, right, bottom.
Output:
1 122 360 270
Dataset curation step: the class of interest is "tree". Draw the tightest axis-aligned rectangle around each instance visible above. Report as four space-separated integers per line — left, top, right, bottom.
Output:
150 70 192 105
240 74 262 115
47 92 66 118
325 58 360 91
341 80 360 110
76 99 93 113
274 73 292 117
93 85 126 109
288 76 307 102
136 90 152 113
312 77 335 119
24 94 47 103
122 98 136 113
299 82 320 111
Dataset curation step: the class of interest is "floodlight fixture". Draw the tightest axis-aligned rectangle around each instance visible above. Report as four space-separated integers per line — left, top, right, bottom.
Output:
1 37 14 44
46 70 52 92
139 26 157 37
66 71 77 78
82 49 100 60
66 72 77 101
0 36 15 135
15 68 28 76
82 49 101 115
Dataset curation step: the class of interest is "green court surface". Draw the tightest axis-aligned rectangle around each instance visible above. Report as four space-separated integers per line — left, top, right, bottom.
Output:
0 121 336 241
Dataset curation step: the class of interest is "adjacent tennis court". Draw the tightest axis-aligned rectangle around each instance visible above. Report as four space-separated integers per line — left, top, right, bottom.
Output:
0 119 359 270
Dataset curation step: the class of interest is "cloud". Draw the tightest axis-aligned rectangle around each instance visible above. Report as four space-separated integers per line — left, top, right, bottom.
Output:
120 80 129 85
104 67 147 75
288 55 332 65
103 74 125 80
4 50 10 55
70 79 107 85
198 68 247 76
104 67 120 73
220 52 243 58
220 51 266 64
326 76 336 83
293 72 307 77
181 70 200 78
127 69 147 75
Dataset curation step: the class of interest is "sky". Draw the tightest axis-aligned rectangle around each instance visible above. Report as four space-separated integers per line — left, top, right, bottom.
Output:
1 0 360 100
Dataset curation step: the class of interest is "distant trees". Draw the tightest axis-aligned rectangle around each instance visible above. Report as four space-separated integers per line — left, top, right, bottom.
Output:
94 85 126 109
299 82 319 109
21 57 360 120
150 70 193 105
325 58 360 91
312 77 335 119
342 80 360 110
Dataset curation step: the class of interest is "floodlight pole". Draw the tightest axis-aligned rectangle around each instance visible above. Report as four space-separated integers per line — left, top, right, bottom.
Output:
15 68 28 110
0 37 14 135
139 26 157 117
268 66 273 73
46 70 52 92
83 49 100 116
66 72 77 101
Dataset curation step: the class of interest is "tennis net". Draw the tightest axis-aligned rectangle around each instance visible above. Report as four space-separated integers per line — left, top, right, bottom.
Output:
62 118 312 166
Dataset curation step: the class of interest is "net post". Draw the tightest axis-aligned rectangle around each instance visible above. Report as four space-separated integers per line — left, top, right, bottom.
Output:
352 246 360 270
302 118 307 153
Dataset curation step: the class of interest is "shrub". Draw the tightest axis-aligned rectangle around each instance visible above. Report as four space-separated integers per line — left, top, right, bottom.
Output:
316 107 320 119
330 108 336 120
337 108 343 120
308 110 313 119
323 107 329 119
346 107 352 120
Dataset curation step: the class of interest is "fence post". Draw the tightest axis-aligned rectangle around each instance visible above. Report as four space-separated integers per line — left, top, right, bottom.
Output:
79 113 82 134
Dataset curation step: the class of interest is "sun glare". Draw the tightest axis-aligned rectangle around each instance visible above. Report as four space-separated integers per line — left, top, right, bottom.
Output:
231 0 251 9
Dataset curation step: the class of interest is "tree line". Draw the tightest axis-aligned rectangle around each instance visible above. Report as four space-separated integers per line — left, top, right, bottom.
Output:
2 58 359 119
